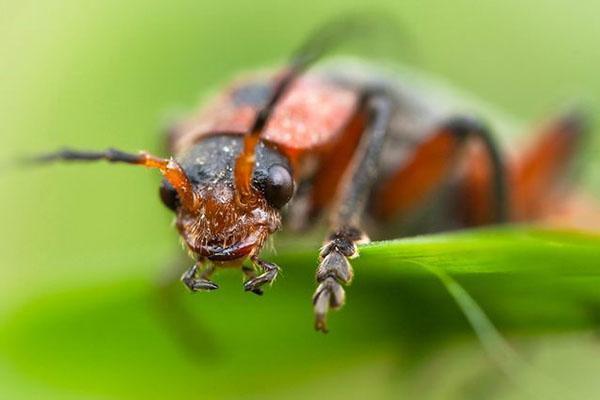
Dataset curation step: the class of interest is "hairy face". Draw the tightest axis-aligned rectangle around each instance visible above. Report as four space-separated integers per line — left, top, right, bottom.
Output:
160 134 293 262
176 185 280 261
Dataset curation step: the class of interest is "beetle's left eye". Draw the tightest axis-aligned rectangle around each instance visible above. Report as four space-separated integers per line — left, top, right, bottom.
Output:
159 180 179 211
261 164 294 209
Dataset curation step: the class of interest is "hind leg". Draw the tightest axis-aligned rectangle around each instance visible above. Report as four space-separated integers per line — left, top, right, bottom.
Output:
511 111 587 220
371 116 508 225
461 110 587 225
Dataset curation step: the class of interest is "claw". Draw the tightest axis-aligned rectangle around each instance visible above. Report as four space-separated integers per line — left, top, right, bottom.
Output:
244 279 269 294
189 279 219 291
180 264 219 292
312 228 360 332
242 265 264 295
316 250 354 283
182 276 219 292
312 277 346 333
315 313 328 333
243 259 280 294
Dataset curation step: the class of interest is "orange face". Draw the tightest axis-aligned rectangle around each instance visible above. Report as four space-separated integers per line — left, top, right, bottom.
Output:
159 134 294 263
176 185 281 262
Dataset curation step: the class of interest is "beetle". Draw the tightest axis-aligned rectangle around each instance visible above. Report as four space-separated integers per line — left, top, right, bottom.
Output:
30 16 586 332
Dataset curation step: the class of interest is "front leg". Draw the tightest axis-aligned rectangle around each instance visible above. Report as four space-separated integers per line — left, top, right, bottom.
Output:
312 91 393 332
181 262 219 291
242 265 264 295
243 257 280 294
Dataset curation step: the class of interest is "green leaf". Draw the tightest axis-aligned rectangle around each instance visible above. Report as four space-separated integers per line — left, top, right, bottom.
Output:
2 227 599 399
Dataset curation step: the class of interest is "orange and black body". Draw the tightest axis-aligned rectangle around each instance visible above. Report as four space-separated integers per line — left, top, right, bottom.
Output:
169 61 584 233
30 16 588 332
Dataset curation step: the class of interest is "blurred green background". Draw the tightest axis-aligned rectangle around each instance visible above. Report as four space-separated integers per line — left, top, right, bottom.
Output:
1 1 600 399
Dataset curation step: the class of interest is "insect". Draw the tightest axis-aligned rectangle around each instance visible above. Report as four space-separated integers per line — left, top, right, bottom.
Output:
30 16 586 332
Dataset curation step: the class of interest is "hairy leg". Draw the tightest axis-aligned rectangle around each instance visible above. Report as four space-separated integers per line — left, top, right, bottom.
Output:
313 91 393 332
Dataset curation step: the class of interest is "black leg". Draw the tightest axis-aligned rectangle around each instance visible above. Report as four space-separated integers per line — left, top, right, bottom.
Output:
243 257 280 294
313 91 393 332
444 116 508 223
181 263 219 292
370 115 509 225
242 265 263 296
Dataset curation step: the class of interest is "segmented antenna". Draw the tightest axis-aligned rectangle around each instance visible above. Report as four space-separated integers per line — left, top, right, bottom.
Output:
24 148 199 213
233 14 384 200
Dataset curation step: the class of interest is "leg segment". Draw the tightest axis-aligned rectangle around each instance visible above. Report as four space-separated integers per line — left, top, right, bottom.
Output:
242 265 263 296
313 91 393 332
461 110 586 225
181 262 219 292
510 110 586 221
313 227 366 332
243 257 280 294
372 116 508 225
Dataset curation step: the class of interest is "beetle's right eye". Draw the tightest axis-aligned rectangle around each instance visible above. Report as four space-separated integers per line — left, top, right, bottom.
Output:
159 181 179 211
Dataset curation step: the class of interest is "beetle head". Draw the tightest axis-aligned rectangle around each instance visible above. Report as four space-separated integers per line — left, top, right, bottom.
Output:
160 134 294 262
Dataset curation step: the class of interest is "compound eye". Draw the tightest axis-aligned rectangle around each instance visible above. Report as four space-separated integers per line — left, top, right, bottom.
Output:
263 164 294 209
159 180 179 211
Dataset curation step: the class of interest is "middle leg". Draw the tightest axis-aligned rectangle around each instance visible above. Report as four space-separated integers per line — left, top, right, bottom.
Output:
313 90 393 332
313 110 509 332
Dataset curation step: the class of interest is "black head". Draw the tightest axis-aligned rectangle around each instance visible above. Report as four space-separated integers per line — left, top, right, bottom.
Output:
159 134 294 261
